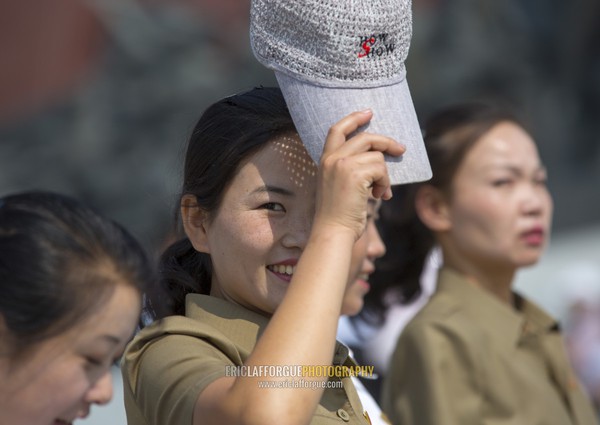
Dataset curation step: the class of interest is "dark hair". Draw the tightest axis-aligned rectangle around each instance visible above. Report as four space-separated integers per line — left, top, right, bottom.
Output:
360 102 523 325
0 191 153 358
156 87 295 317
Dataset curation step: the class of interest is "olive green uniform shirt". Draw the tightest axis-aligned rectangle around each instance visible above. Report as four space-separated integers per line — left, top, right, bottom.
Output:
382 268 598 425
122 294 370 425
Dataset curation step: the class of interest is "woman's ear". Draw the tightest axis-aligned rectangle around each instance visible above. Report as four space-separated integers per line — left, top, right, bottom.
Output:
414 185 452 232
181 194 211 254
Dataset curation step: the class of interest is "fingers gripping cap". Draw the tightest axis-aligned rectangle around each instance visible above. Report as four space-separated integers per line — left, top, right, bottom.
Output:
250 0 432 185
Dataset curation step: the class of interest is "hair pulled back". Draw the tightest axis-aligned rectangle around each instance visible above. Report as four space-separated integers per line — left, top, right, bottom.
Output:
157 87 295 317
0 191 152 357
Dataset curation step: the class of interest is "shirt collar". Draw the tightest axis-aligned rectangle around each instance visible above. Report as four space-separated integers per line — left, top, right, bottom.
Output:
185 294 353 365
185 294 270 355
436 268 559 346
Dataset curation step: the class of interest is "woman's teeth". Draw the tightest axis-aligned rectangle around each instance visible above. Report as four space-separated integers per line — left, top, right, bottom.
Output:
269 264 295 275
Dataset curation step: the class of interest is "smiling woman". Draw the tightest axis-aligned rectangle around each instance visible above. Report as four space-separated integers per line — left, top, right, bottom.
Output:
120 87 403 425
182 133 320 315
0 191 153 425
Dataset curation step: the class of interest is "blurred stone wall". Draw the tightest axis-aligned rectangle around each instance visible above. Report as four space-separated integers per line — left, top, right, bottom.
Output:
406 0 600 230
1 0 598 254
0 0 277 251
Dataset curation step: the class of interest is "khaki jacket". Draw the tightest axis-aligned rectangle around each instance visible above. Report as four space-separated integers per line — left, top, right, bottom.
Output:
122 294 370 425
382 268 598 425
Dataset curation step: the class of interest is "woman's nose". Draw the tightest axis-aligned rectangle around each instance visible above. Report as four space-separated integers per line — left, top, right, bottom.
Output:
521 183 551 217
85 368 114 406
367 221 386 259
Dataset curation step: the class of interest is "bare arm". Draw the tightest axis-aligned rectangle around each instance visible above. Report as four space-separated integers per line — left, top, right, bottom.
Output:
194 110 404 425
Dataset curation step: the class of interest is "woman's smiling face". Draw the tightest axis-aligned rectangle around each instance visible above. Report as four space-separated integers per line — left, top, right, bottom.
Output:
185 133 385 316
0 284 140 425
191 134 319 315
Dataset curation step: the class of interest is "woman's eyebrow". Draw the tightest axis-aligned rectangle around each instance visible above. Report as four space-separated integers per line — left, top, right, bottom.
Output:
492 163 547 177
98 334 122 345
252 185 295 197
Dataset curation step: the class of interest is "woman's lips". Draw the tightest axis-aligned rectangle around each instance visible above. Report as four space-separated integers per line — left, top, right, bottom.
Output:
356 279 370 291
521 227 545 246
355 273 371 291
266 260 297 283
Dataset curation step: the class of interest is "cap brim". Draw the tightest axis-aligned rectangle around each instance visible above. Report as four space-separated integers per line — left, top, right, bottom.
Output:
276 71 432 185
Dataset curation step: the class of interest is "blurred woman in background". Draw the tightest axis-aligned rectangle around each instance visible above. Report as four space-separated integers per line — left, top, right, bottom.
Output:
381 102 598 425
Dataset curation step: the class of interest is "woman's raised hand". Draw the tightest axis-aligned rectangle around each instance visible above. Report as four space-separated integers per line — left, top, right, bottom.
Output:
315 110 405 240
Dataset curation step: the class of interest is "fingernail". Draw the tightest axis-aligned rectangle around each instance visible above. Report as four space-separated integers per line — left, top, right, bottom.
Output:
360 109 372 114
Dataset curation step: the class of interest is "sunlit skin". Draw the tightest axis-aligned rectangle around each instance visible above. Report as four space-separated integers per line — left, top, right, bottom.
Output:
183 133 387 317
185 110 404 425
0 285 140 425
432 121 553 303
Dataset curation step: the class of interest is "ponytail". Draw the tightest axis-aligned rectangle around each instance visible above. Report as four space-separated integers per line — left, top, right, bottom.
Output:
148 87 294 320
152 238 212 318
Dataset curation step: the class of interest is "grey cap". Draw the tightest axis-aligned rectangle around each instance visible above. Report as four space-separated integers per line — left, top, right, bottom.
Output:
250 0 432 185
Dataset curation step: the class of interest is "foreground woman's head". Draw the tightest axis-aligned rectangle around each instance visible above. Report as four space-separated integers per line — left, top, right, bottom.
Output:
158 87 388 318
0 191 152 425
